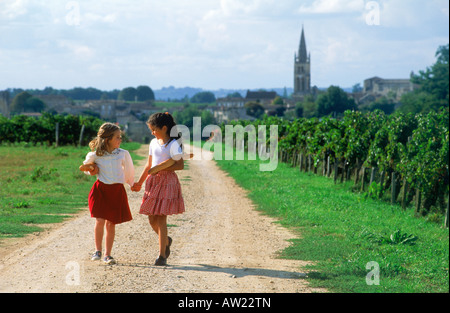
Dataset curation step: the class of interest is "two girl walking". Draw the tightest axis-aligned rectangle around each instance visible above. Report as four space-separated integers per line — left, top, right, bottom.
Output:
81 112 185 266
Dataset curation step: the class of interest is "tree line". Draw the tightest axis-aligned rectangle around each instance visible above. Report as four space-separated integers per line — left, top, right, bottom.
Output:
4 85 155 105
0 113 105 146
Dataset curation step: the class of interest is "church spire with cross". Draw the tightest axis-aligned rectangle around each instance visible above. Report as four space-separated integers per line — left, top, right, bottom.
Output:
294 25 311 97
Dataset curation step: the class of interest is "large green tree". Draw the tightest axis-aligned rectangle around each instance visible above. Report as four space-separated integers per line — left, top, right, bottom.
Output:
190 91 216 104
136 85 155 101
245 101 265 118
400 44 449 113
316 86 356 116
118 87 137 101
10 92 46 113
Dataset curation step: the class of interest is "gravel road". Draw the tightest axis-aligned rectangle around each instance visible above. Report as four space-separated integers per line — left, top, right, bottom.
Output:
0 145 326 293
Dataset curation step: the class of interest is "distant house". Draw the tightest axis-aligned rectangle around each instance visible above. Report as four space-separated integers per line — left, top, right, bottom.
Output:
80 100 157 142
245 90 277 105
216 97 246 108
211 106 255 124
35 95 72 110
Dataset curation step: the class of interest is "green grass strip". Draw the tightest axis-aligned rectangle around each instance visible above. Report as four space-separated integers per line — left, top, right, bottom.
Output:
216 153 449 293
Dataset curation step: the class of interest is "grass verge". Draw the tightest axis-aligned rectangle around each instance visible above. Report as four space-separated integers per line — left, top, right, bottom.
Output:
215 150 449 293
0 142 143 239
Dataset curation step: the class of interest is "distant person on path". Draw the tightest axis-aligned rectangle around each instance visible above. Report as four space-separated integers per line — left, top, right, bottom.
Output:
131 112 187 266
80 122 135 265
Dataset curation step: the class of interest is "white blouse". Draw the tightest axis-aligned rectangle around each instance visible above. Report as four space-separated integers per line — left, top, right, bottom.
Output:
149 138 183 168
83 148 134 186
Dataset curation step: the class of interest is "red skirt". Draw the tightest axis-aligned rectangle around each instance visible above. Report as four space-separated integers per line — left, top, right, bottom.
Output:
88 180 132 224
139 171 185 216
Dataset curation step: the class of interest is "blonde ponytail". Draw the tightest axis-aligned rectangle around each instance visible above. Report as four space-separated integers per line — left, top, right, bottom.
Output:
89 123 121 156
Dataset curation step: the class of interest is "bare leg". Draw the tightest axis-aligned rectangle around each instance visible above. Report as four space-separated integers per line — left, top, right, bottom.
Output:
157 215 168 258
148 215 159 234
94 218 105 252
105 221 116 256
149 215 168 257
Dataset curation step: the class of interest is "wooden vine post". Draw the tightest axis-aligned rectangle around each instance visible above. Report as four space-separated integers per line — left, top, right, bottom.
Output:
391 172 397 205
360 167 367 191
78 124 85 147
445 201 449 228
55 122 59 147
415 184 422 214
401 178 408 210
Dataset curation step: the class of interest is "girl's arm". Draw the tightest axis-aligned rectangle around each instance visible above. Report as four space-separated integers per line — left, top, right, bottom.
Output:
165 158 184 171
148 158 176 175
132 155 152 191
80 152 99 176
131 154 177 191
123 150 135 186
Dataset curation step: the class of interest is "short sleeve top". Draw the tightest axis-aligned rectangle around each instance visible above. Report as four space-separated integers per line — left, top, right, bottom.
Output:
83 148 134 186
149 138 183 168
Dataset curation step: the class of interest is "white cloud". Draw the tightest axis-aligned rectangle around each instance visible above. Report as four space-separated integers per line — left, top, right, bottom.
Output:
379 0 449 29
83 12 117 24
220 0 273 16
196 9 230 51
0 0 448 90
298 0 364 14
0 0 29 20
58 40 95 59
219 0 304 18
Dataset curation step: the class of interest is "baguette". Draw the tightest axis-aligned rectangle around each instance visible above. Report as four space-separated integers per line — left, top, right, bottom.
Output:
79 163 95 172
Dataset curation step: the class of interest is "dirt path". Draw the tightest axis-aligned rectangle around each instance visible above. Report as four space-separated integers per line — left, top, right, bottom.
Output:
0 145 326 293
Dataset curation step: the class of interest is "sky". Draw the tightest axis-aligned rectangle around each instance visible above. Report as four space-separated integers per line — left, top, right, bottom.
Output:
0 0 449 91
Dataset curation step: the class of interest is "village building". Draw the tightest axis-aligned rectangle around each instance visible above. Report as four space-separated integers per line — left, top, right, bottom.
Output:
80 100 156 142
216 97 245 108
358 76 417 103
213 90 279 122
214 96 250 123
245 90 277 105
212 106 255 124
35 95 72 112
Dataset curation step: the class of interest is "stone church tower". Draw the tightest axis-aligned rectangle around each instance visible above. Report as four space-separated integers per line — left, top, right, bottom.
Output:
293 26 311 99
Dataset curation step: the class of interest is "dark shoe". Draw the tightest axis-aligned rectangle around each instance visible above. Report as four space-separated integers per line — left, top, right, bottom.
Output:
104 255 116 265
155 255 167 266
166 236 173 258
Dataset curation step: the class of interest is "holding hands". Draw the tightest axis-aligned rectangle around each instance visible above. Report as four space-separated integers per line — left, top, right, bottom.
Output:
131 182 142 192
131 166 158 192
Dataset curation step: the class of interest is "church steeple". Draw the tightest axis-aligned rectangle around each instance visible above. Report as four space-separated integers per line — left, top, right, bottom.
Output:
294 25 311 97
298 26 308 63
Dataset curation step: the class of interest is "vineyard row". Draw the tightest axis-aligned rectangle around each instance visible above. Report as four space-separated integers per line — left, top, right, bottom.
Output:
219 109 449 226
